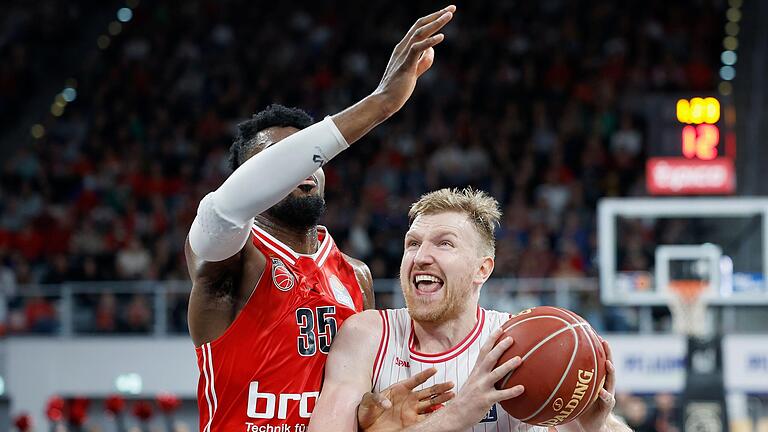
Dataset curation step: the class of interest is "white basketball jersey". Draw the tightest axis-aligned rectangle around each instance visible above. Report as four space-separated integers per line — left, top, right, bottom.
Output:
372 307 548 432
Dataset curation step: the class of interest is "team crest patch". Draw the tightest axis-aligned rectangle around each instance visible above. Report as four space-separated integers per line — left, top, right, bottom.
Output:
271 258 295 291
329 275 355 309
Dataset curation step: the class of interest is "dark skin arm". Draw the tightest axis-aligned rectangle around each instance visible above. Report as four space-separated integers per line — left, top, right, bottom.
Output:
343 253 375 310
185 236 265 347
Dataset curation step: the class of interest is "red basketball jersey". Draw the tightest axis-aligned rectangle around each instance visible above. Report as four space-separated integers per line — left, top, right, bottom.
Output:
196 225 364 432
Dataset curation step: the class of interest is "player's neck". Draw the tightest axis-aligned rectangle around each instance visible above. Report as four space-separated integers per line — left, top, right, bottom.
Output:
411 306 479 354
254 215 320 255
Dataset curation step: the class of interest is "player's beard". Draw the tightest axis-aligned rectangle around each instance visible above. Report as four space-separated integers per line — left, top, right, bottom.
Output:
401 276 469 324
266 193 326 230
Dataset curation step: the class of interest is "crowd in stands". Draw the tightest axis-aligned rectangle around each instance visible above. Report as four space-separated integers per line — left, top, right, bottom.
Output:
0 0 724 334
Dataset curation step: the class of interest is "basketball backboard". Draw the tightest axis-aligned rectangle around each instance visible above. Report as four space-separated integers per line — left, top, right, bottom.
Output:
598 198 768 306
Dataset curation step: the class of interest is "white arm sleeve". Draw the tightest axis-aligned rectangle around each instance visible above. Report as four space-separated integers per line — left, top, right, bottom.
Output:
188 116 348 261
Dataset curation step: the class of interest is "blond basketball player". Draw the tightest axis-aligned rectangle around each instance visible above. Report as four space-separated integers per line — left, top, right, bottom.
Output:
308 188 631 432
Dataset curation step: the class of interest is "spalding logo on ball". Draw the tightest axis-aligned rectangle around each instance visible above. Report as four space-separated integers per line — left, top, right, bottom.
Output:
271 258 296 291
494 306 607 427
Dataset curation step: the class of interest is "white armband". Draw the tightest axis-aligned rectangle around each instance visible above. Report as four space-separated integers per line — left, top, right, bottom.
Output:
188 116 348 261
188 192 253 262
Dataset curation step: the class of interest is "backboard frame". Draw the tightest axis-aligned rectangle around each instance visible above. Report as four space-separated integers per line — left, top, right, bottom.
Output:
598 198 768 305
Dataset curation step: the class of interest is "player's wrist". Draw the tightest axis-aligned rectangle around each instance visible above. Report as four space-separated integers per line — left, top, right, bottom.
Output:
433 401 473 432
365 91 399 121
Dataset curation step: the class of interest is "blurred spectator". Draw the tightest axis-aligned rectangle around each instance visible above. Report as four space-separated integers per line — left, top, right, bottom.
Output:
95 292 117 332
116 237 151 279
618 394 656 432
24 295 57 333
123 294 152 333
0 0 725 333
652 393 681 432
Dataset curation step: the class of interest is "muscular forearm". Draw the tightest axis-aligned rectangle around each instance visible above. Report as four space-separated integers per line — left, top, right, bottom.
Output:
331 93 392 144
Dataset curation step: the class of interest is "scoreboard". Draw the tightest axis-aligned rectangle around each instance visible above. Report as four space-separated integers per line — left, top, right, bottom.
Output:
645 95 736 195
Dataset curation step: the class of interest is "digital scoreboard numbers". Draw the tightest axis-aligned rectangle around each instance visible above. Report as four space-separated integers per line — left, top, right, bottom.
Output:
645 95 736 195
678 98 720 160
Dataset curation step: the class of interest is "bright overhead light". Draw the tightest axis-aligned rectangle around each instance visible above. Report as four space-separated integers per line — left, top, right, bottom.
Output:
721 51 737 66
117 7 133 23
719 66 736 81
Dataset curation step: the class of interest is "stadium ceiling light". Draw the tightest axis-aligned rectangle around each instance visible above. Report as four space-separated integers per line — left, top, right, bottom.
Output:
719 66 736 81
725 22 740 36
721 51 737 66
726 8 742 22
51 103 64 117
723 36 739 51
30 124 45 139
117 7 133 23
62 87 77 102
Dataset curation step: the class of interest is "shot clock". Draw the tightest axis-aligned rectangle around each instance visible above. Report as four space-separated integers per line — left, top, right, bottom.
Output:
645 95 737 195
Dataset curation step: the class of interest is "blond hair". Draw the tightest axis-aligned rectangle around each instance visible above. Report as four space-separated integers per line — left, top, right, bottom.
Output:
408 187 501 257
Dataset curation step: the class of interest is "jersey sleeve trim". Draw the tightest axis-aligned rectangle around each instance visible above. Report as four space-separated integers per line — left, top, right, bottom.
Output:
200 343 219 432
372 309 390 386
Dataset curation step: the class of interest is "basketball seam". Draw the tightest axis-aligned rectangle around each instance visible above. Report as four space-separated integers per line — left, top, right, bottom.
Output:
520 322 590 422
561 309 600 419
498 315 579 389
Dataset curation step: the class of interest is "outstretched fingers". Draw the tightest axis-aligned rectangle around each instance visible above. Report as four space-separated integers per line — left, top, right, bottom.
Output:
497 384 525 402
405 5 456 41
398 367 439 391
410 11 453 43
416 382 456 414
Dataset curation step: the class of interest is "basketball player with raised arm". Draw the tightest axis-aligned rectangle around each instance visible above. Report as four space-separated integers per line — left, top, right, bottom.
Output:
185 6 457 431
309 188 632 432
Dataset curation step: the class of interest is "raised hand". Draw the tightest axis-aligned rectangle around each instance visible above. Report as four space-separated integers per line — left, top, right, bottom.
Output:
358 367 455 432
372 5 456 117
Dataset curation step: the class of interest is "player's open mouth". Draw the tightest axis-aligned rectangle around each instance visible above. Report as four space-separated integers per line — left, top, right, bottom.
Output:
413 273 444 294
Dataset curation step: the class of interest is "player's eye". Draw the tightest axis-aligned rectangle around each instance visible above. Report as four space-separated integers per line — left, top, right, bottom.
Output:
407 240 420 248
439 240 453 247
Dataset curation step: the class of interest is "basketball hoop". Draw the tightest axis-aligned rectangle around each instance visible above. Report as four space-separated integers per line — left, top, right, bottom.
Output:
668 279 708 338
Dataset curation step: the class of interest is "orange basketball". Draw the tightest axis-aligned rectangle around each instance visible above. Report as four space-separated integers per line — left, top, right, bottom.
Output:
494 306 606 427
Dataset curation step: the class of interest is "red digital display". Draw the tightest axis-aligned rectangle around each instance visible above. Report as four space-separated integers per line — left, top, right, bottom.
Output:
646 96 736 195
682 124 719 160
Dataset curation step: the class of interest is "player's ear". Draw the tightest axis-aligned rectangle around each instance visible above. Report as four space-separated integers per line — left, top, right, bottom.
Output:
473 255 494 285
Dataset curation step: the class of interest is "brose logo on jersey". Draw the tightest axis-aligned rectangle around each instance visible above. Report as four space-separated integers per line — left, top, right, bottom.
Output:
271 258 296 291
246 381 318 420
